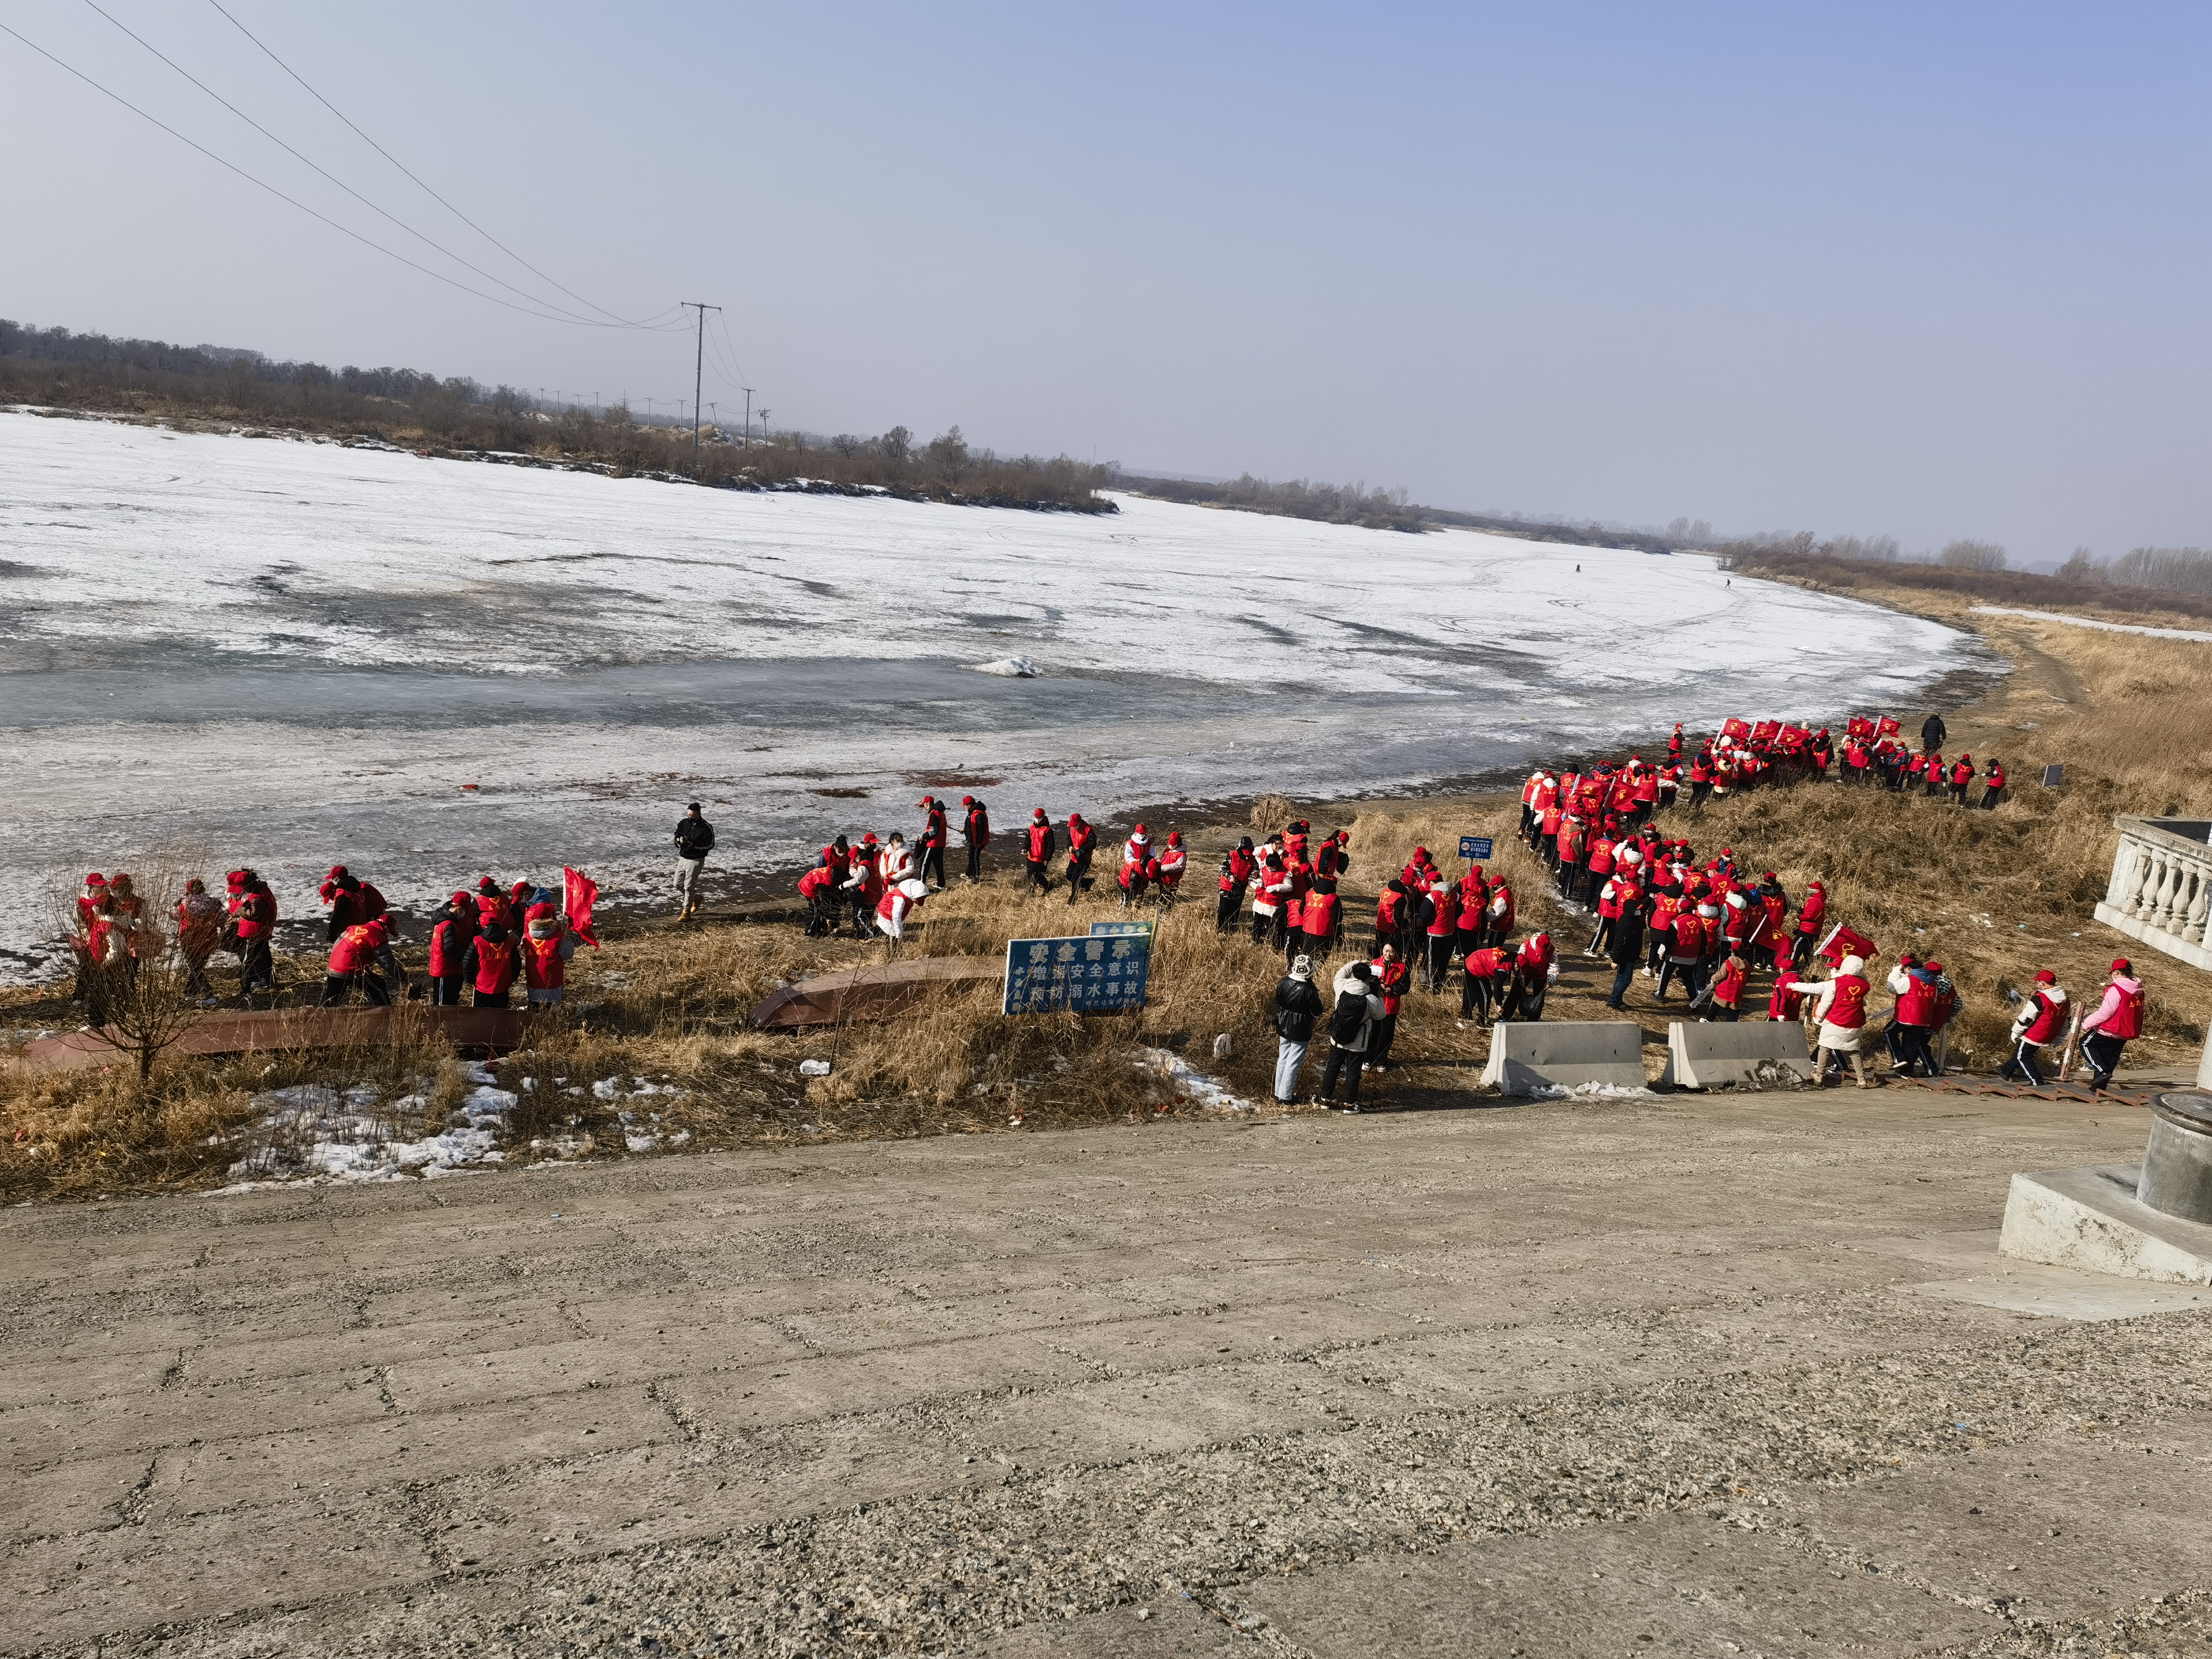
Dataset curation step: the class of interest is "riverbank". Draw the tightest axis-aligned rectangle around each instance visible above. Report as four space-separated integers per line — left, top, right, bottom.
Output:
3 581 2207 1205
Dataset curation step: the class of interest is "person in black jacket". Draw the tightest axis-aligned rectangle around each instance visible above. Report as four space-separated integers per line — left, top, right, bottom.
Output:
673 803 716 920
1272 955 1324 1104
1603 899 1646 1010
1921 712 1946 754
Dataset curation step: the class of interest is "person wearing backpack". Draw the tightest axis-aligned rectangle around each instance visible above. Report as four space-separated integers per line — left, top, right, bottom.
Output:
1319 961 1387 1111
1272 955 1325 1104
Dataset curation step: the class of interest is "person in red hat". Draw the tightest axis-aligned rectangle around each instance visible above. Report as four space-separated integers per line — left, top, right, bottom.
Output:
841 835 886 936
1117 823 1154 909
1156 830 1188 899
2074 959 2143 1091
70 873 110 1008
2001 968 2069 1085
915 796 949 891
321 915 393 1006
1063 813 1096 906
226 868 278 996
1023 809 1056 896
427 891 479 1005
960 795 992 885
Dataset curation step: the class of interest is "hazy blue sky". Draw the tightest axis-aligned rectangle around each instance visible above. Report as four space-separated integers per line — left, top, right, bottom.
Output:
6 2 2206 563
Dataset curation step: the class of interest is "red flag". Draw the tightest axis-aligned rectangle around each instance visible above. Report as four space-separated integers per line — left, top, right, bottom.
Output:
1721 717 1750 741
563 866 602 949
1816 922 1875 966
1846 715 1873 740
1875 715 1900 739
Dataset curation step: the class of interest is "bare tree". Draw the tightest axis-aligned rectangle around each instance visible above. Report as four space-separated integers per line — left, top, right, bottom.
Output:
879 425 913 463
829 433 864 458
61 851 214 1081
1939 539 2008 571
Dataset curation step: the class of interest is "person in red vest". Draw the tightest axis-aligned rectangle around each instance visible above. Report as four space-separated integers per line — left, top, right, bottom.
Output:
1117 824 1154 909
1251 851 1290 947
1589 865 1640 959
2075 959 2143 1091
1786 953 1874 1087
2001 968 2069 1084
1316 829 1352 881
1497 931 1557 1022
1367 943 1408 1069
1420 878 1458 993
226 868 278 997
1656 901 1707 1003
1881 953 1941 1076
1702 952 1746 1022
1299 880 1341 966
815 835 854 929
1063 814 1096 904
1791 879 1827 969
1554 815 1586 898
1217 837 1256 934
876 876 929 942
1981 759 2008 810
1284 820 1311 865
1688 750 1714 811
1479 878 1516 952
1460 942 1507 1022
427 891 478 1006
1454 865 1489 963
1948 754 1975 806
462 921 518 1009
1022 812 1056 895
961 795 992 884
520 902 581 1004
798 862 838 936
912 796 949 890
321 916 393 1006
1156 831 1188 899
841 843 886 938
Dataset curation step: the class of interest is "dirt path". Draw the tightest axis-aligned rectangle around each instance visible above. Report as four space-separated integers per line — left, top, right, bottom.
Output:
4 1089 2208 1656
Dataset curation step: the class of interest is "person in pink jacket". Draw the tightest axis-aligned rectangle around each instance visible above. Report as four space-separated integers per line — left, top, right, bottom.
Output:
2075 959 2144 1091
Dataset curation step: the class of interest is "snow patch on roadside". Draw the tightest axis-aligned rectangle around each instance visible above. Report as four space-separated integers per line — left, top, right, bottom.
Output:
1139 1047 1259 1113
215 1067 517 1190
1526 1081 1657 1100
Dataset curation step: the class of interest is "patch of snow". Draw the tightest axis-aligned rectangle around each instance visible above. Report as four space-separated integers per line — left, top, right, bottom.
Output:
967 657 1040 677
1526 1081 1656 1100
1969 605 2212 643
215 1078 518 1189
1138 1046 1259 1112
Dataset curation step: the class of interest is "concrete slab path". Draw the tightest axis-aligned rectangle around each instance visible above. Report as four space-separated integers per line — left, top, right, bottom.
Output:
3 1089 2209 1656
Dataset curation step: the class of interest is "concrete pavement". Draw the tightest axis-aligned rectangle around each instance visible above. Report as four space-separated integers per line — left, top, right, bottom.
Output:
3 1088 2209 1656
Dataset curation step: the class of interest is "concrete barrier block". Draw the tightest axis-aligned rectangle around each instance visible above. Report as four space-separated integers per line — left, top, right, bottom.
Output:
1660 1020 1817 1090
1480 1021 1645 1094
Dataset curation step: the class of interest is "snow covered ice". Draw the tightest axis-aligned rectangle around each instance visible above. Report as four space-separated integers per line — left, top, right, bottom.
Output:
0 410 1980 979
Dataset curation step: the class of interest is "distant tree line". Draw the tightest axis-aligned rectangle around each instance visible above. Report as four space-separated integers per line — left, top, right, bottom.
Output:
0 320 1115 512
1716 530 2212 623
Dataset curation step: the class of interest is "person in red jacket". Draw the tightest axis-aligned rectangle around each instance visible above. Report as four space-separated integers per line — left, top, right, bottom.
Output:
2076 959 2144 1091
1497 932 1557 1022
226 868 278 997
1063 814 1097 905
427 891 478 1006
1786 953 1874 1087
841 845 886 939
1460 943 1507 1022
1702 952 1746 1022
1479 878 1515 951
1948 754 1974 807
1981 759 2007 810
1367 944 1408 1069
1022 811 1056 895
1791 879 1827 969
321 916 393 1007
462 921 518 1009
798 863 838 936
1217 837 1256 934
1316 829 1352 881
961 795 992 884
876 877 929 943
1656 902 1707 1002
1117 825 1154 909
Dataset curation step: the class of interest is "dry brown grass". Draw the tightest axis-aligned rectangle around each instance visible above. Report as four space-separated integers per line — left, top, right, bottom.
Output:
4 589 2208 1202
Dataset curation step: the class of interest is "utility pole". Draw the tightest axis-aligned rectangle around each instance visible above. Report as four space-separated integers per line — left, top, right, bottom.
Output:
759 408 771 442
681 301 720 475
741 387 754 449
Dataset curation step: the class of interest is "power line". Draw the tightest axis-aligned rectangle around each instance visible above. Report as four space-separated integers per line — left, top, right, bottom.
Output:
77 0 679 332
203 0 682 332
0 19 647 329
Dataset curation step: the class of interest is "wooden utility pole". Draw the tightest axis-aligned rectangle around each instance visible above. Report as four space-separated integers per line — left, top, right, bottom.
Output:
681 301 720 474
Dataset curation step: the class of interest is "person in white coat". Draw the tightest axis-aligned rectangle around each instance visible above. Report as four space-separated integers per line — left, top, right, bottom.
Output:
1319 961 1388 1112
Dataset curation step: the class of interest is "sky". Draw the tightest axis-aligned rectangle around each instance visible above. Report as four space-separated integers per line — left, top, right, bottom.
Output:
4 1 2207 564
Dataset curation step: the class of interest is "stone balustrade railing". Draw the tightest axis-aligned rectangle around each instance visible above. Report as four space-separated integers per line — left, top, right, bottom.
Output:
2095 816 2212 972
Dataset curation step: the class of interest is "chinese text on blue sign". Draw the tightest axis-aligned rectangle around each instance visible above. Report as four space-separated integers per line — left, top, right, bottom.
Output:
1459 836 1494 861
1002 933 1152 1014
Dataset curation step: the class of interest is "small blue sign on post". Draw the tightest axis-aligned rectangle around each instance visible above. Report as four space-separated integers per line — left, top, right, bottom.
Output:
1089 919 1155 938
1459 835 1494 861
1002 933 1152 1014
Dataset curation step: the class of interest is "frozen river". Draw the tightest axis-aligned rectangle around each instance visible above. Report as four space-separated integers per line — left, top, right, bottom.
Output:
0 409 1980 976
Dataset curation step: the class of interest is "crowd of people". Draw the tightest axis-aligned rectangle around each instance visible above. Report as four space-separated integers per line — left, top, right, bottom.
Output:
66 861 595 1022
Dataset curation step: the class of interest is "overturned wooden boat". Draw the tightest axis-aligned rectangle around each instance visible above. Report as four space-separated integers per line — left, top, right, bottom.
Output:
13 1005 526 1074
751 956 1002 1029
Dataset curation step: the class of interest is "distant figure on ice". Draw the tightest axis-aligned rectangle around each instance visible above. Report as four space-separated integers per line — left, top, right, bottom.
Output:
673 803 716 919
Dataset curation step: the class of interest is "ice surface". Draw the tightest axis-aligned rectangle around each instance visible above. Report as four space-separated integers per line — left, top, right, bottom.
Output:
1968 605 2212 643
1 410 1981 980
